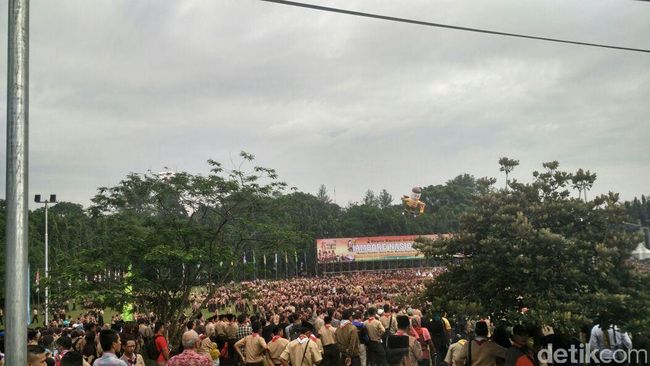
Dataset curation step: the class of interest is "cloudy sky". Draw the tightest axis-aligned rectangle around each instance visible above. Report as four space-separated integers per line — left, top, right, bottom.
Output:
0 0 648 208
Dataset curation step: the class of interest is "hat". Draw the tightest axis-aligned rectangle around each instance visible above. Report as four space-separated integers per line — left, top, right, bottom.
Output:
377 309 385 316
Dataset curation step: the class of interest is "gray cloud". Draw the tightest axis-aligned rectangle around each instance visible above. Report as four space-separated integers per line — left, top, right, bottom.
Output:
0 0 647 208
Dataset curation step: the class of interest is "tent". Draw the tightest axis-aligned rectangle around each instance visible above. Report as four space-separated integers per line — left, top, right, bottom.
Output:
631 242 650 261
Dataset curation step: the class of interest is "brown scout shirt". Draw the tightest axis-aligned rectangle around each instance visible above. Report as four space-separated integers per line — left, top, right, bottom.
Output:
380 314 398 334
335 321 360 358
216 320 227 337
364 317 386 342
235 333 268 364
281 337 323 366
268 336 290 365
453 338 506 366
226 322 239 339
318 325 337 347
394 331 423 366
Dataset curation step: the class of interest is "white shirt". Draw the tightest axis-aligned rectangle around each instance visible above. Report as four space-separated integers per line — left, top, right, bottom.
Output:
589 324 632 359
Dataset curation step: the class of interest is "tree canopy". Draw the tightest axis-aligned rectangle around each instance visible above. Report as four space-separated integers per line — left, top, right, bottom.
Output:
416 160 650 335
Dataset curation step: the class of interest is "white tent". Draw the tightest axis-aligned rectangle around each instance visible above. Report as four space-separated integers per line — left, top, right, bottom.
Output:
631 242 650 260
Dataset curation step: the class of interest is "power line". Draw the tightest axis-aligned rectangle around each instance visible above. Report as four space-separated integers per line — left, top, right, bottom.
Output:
260 0 650 54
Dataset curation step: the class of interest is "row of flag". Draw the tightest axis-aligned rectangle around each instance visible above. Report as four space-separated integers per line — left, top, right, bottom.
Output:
219 251 305 267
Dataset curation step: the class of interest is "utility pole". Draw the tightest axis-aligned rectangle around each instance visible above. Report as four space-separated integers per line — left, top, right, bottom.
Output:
5 0 30 363
35 194 57 326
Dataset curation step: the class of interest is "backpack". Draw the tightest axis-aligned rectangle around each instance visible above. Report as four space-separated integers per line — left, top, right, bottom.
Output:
414 328 429 357
386 334 410 366
209 342 221 360
144 335 163 360
221 341 230 360
354 323 370 346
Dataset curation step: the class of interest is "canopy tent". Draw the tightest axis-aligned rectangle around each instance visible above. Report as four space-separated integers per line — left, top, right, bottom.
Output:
631 242 650 261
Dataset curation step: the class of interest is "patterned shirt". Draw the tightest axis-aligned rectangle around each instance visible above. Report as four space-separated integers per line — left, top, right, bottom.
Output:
168 350 211 366
236 324 253 341
94 352 129 366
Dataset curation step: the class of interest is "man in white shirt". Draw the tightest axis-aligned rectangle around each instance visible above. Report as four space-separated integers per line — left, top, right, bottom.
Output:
589 324 633 363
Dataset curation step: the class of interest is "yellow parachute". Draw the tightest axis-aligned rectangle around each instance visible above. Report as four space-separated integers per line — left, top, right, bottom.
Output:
401 187 426 216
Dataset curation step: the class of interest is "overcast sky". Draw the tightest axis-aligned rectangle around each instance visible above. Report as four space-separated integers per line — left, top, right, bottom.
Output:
0 0 648 208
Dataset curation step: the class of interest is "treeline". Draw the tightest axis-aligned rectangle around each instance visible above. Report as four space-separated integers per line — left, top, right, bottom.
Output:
625 195 650 227
0 153 646 339
0 154 487 335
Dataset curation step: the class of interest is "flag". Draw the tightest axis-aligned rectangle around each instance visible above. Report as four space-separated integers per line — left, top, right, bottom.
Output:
243 254 247 264
263 254 267 266
121 265 135 321
284 252 288 264
294 250 298 262
253 251 256 265
35 270 40 293
274 253 278 264
219 261 223 267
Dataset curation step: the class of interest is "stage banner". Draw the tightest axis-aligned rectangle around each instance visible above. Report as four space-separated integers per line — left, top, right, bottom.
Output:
316 234 450 263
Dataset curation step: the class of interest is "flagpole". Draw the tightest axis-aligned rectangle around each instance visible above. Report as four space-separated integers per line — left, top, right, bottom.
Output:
253 250 257 281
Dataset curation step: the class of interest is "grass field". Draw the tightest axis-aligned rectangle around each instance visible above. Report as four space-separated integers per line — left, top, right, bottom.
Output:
26 305 233 329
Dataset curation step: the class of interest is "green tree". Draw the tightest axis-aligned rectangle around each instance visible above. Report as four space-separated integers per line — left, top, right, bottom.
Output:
498 157 520 190
417 160 650 334
378 189 393 209
572 168 597 202
362 190 379 207
49 153 291 342
420 174 488 232
316 184 332 204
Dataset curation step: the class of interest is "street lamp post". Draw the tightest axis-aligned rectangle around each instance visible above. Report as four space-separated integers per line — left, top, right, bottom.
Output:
34 194 56 326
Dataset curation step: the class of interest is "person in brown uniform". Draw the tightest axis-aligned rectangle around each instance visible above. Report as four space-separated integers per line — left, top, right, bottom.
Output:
226 315 240 366
267 326 290 366
280 323 323 366
379 306 398 336
319 316 339 366
453 321 506 366
387 315 422 366
235 322 268 366
336 309 360 366
364 308 387 366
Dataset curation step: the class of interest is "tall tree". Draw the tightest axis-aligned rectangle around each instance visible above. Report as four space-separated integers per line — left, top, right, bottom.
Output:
49 153 291 342
378 189 393 209
417 160 650 334
362 190 379 207
498 157 520 190
572 168 597 202
316 184 332 204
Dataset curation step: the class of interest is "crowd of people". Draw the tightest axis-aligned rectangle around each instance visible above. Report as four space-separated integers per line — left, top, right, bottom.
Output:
1 269 646 366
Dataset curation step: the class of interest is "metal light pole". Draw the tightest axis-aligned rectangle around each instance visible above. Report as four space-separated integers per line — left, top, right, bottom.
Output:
6 0 30 362
35 194 56 326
